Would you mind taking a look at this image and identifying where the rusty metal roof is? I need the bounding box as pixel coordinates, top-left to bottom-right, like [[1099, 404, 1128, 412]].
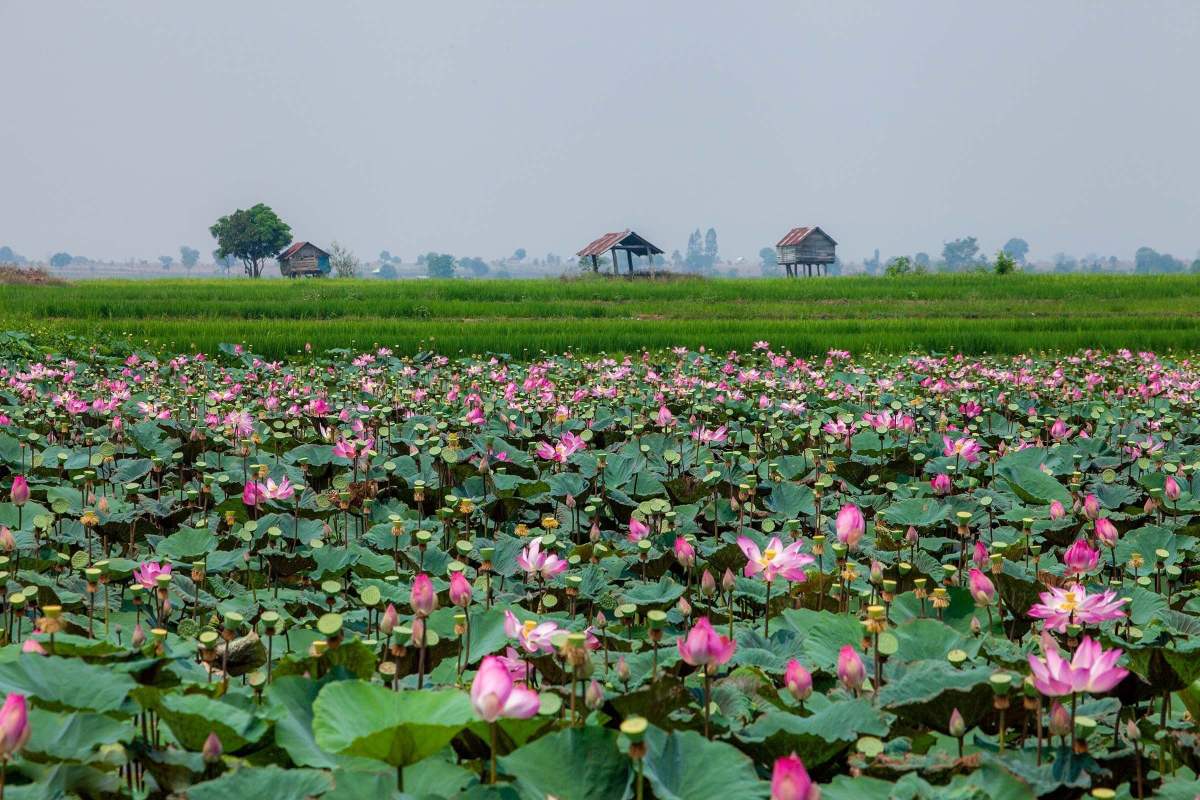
[[577, 231, 632, 258], [776, 226, 837, 247], [278, 241, 329, 260], [577, 230, 664, 258]]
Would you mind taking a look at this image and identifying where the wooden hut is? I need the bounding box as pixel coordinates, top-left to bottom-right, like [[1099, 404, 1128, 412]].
[[776, 226, 837, 277], [278, 241, 331, 277], [576, 230, 664, 275]]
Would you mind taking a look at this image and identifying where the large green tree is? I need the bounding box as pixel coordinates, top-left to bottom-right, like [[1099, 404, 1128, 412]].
[[209, 203, 292, 278]]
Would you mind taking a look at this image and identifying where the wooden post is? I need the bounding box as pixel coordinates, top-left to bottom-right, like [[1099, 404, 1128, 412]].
[[591, 254, 599, 272]]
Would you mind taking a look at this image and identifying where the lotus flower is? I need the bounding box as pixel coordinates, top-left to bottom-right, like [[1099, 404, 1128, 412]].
[[517, 537, 567, 581], [1164, 475, 1181, 502], [1082, 493, 1101, 520], [133, 561, 171, 590], [257, 477, 294, 501], [1094, 517, 1118, 548], [628, 516, 650, 542], [410, 573, 437, 617], [968, 568, 995, 607], [1062, 539, 1099, 576], [449, 571, 473, 608], [770, 753, 819, 800], [942, 435, 981, 464], [504, 610, 560, 654], [242, 479, 263, 507], [835, 504, 865, 551], [1028, 635, 1128, 697], [677, 617, 735, 668], [1049, 500, 1066, 520], [0, 693, 30, 760], [674, 536, 696, 569], [8, 476, 28, 507], [737, 535, 814, 583], [784, 660, 812, 702], [202, 731, 223, 763], [837, 645, 866, 691], [470, 655, 540, 723], [1027, 584, 1127, 631], [931, 473, 951, 496]]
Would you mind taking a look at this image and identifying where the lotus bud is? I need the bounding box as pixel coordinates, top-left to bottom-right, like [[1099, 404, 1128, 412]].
[[1164, 475, 1181, 502], [1125, 718, 1141, 742], [380, 603, 399, 636], [1048, 701, 1071, 738], [410, 573, 436, 617], [131, 623, 146, 648], [449, 571, 473, 608], [948, 707, 965, 738], [0, 527, 14, 553], [701, 569, 716, 598], [21, 639, 45, 656], [784, 659, 812, 702], [202, 731, 223, 763], [9, 476, 29, 507], [585, 679, 604, 710], [617, 655, 631, 683], [722, 568, 736, 593], [677, 596, 692, 618]]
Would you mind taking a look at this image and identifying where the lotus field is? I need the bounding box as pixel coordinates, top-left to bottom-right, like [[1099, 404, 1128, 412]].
[[3, 340, 1200, 799]]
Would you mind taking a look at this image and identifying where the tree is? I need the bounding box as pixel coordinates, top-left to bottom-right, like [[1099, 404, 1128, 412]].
[[375, 262, 398, 279], [379, 250, 393, 263], [179, 246, 200, 271], [425, 252, 456, 279], [942, 237, 980, 271], [994, 251, 1017, 275], [512, 248, 527, 261], [50, 252, 72, 268], [209, 203, 292, 278], [758, 247, 781, 277], [1192, 259, 1200, 274], [703, 228, 719, 264], [329, 241, 359, 278], [459, 256, 489, 277], [1001, 237, 1029, 264], [159, 255, 173, 271], [913, 252, 931, 269], [1135, 246, 1185, 274], [884, 256, 912, 276], [1054, 253, 1078, 273], [212, 249, 235, 274], [0, 246, 27, 266]]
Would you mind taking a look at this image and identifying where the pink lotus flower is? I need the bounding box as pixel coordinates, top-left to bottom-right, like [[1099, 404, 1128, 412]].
[[1094, 518, 1118, 549], [676, 617, 735, 668], [257, 477, 294, 502], [1049, 500, 1066, 520], [1049, 418, 1071, 441], [133, 561, 171, 589], [784, 660, 812, 702], [972, 540, 989, 570], [242, 480, 263, 507], [931, 473, 951, 496], [380, 603, 398, 636], [968, 568, 995, 607], [20, 639, 45, 656], [1164, 475, 1181, 502], [656, 405, 675, 427], [627, 516, 650, 542], [1028, 635, 1128, 697], [1027, 584, 1128, 632], [691, 425, 728, 445], [837, 645, 866, 691], [674, 536, 696, 569], [9, 476, 29, 507], [835, 504, 865, 551], [770, 753, 819, 800], [470, 655, 540, 723], [737, 535, 814, 583], [504, 610, 560, 654], [410, 573, 437, 617], [449, 571, 473, 608], [948, 708, 965, 738], [0, 693, 30, 760], [517, 537, 567, 581], [535, 432, 586, 463], [1082, 493, 1101, 520], [1063, 539, 1099, 576], [942, 435, 981, 464]]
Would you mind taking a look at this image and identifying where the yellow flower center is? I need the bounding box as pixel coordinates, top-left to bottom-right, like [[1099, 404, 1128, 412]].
[[1060, 591, 1079, 613], [763, 549, 777, 562], [523, 620, 537, 635]]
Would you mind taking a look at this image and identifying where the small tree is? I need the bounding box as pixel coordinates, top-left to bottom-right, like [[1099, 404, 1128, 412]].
[[1001, 237, 1029, 264], [942, 237, 980, 271], [425, 253, 456, 279], [159, 255, 174, 271], [512, 248, 527, 261], [329, 241, 359, 278], [993, 250, 1018, 275], [758, 246, 781, 277], [209, 203, 292, 278], [884, 255, 912, 276], [50, 252, 72, 268], [179, 246, 200, 271]]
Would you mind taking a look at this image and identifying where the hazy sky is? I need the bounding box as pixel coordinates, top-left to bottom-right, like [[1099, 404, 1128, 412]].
[[3, 2, 1199, 264]]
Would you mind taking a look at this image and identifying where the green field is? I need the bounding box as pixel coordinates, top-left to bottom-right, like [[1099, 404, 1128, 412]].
[[5, 273, 1200, 357]]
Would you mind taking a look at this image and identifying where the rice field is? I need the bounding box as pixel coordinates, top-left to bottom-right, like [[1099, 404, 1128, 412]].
[[4, 273, 1200, 358]]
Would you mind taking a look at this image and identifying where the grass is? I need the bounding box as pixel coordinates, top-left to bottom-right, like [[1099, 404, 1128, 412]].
[[4, 273, 1199, 357]]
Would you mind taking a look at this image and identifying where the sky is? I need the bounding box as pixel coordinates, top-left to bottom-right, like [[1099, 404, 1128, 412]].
[[2, 1, 1199, 265]]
